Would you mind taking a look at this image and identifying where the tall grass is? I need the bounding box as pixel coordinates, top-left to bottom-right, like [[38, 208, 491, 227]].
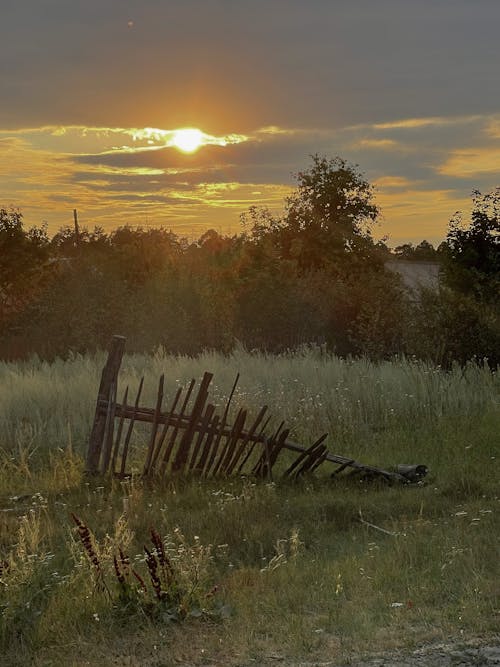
[[0, 345, 498, 462], [0, 348, 498, 665]]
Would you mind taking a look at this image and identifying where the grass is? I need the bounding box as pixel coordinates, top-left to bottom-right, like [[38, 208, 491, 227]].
[[0, 348, 499, 666]]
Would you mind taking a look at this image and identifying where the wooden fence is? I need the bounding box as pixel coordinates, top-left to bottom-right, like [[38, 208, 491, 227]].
[[85, 336, 427, 483]]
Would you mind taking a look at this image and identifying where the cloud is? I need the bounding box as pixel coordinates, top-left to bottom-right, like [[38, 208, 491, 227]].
[[437, 147, 500, 178], [352, 138, 402, 151], [1, 114, 498, 244], [371, 115, 483, 130]]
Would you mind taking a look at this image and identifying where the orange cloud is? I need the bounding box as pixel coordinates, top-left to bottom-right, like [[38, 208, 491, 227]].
[[437, 147, 500, 177]]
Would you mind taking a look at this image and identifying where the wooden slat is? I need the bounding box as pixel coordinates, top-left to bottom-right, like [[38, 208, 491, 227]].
[[195, 413, 220, 474], [283, 433, 329, 478], [330, 459, 355, 477], [218, 409, 248, 475], [253, 421, 284, 478], [100, 380, 117, 474], [86, 335, 126, 473], [143, 374, 165, 476], [150, 387, 182, 472], [236, 414, 272, 474], [172, 373, 213, 473], [159, 379, 196, 476], [294, 444, 327, 478], [225, 405, 268, 476], [202, 374, 239, 476], [120, 376, 144, 476], [111, 385, 129, 474], [188, 403, 216, 471]]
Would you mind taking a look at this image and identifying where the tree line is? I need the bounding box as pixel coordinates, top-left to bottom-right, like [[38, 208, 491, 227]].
[[1, 156, 498, 365]]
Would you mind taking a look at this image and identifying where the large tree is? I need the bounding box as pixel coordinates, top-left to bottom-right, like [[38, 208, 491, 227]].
[[243, 155, 380, 273]]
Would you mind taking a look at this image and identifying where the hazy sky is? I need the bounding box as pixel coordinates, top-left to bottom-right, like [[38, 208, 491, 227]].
[[1, 0, 499, 244]]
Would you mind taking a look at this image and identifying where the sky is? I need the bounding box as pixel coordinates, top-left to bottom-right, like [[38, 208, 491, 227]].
[[1, 0, 499, 246]]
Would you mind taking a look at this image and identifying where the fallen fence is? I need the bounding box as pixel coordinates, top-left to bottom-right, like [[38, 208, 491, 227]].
[[85, 336, 427, 484]]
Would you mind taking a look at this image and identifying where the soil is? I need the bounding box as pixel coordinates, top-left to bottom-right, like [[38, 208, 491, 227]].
[[300, 638, 500, 667]]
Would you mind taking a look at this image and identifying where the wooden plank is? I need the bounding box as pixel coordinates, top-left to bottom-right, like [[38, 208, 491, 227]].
[[236, 414, 272, 474], [188, 403, 216, 471], [294, 444, 327, 478], [283, 433, 329, 477], [150, 387, 182, 472], [111, 385, 129, 474], [86, 335, 126, 473], [225, 405, 268, 476], [159, 379, 195, 476], [195, 413, 220, 474], [100, 380, 117, 474], [172, 372, 213, 473], [202, 374, 239, 476], [330, 459, 355, 477], [143, 374, 164, 476], [218, 408, 248, 475], [253, 421, 284, 478], [120, 376, 144, 476]]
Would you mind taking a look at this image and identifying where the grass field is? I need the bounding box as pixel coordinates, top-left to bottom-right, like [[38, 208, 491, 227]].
[[0, 348, 498, 666]]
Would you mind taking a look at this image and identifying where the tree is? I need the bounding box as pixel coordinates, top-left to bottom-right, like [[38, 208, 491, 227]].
[[284, 155, 379, 271], [0, 209, 50, 325], [393, 240, 438, 262], [443, 188, 500, 303], [242, 155, 380, 273]]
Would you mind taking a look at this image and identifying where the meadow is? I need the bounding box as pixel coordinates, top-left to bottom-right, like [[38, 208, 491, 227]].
[[0, 347, 498, 666]]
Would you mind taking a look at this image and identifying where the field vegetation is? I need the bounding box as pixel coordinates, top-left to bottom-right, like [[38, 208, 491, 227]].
[[1, 157, 498, 664], [0, 348, 498, 666]]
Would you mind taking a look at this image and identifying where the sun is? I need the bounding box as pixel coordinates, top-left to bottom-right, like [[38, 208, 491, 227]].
[[171, 128, 204, 153]]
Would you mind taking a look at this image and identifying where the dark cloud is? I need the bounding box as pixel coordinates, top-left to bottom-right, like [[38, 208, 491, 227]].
[[1, 1, 499, 130]]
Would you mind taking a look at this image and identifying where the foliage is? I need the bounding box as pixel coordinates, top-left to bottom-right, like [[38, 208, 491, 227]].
[[393, 239, 440, 262], [0, 381, 498, 665], [0, 209, 50, 330], [71, 515, 219, 622], [405, 287, 500, 367], [0, 160, 498, 365], [441, 188, 500, 303], [242, 155, 380, 274]]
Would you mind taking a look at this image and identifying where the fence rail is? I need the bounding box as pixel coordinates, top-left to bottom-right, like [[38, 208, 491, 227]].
[[85, 336, 427, 484]]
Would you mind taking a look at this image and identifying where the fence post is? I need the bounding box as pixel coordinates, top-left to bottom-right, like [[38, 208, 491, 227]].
[[86, 335, 126, 473]]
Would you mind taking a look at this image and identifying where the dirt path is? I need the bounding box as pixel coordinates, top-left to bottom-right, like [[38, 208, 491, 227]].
[[297, 639, 500, 667]]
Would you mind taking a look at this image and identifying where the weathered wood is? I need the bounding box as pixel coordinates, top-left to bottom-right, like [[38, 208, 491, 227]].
[[100, 380, 117, 473], [172, 372, 213, 473], [86, 335, 126, 473], [226, 405, 268, 476], [202, 374, 239, 476], [237, 414, 272, 474], [150, 387, 182, 472], [217, 408, 247, 475], [85, 336, 125, 474], [189, 403, 216, 471], [159, 379, 195, 476], [143, 374, 165, 476], [294, 444, 327, 478], [195, 413, 220, 474], [283, 433, 328, 478], [111, 385, 129, 473], [120, 377, 144, 476], [87, 338, 425, 484], [253, 422, 285, 478]]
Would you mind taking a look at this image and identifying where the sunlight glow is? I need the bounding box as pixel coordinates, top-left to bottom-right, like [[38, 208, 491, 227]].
[[171, 128, 204, 153]]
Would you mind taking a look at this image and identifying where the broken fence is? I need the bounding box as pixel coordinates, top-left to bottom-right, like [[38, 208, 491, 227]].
[[85, 336, 427, 484]]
